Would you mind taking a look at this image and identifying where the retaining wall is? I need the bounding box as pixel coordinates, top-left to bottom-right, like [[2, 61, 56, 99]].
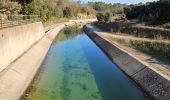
[[0, 22, 44, 72], [83, 25, 170, 100]]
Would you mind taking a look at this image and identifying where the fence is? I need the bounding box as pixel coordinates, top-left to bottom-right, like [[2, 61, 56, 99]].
[[0, 15, 40, 29]]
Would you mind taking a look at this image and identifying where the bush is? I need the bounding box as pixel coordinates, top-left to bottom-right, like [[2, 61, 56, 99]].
[[96, 12, 111, 23], [24, 0, 64, 22], [0, 0, 95, 22], [0, 2, 22, 14], [96, 12, 105, 23], [63, 7, 73, 18], [124, 0, 170, 24]]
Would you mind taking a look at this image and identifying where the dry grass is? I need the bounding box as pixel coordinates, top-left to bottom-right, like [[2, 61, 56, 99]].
[[98, 32, 170, 61], [43, 18, 69, 27]]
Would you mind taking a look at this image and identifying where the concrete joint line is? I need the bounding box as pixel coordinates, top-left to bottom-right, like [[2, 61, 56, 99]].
[[131, 67, 147, 77]]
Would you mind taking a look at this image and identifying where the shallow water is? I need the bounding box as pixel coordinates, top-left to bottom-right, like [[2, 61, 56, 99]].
[[26, 29, 147, 100]]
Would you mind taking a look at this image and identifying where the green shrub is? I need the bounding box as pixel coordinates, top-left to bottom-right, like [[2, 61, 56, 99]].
[[0, 2, 22, 14], [96, 12, 105, 23], [63, 7, 73, 18], [124, 0, 170, 24], [96, 12, 111, 23]]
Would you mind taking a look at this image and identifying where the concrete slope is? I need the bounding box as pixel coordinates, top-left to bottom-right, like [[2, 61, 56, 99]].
[[83, 25, 170, 100], [0, 22, 44, 73], [0, 20, 93, 100]]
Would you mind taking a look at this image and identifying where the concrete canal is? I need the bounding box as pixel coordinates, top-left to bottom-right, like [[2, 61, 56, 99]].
[[25, 26, 147, 100]]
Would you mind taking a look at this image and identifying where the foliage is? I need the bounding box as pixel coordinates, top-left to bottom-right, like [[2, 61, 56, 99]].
[[96, 12, 111, 23], [96, 13, 105, 23], [88, 2, 127, 15], [15, 0, 33, 4], [63, 7, 73, 18], [124, 0, 170, 24], [0, 1, 22, 14], [0, 0, 95, 22], [104, 12, 111, 23]]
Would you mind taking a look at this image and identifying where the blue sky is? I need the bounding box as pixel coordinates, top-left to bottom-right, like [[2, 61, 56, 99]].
[[75, 0, 158, 4]]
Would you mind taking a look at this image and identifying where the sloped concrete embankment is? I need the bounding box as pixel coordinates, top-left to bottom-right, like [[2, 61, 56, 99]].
[[83, 25, 170, 100], [0, 21, 87, 100], [0, 22, 44, 72]]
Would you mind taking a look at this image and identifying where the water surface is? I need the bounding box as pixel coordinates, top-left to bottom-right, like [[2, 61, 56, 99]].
[[26, 28, 147, 100]]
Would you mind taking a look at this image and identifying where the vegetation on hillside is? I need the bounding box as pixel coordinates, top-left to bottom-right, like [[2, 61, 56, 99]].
[[94, 0, 170, 36], [0, 0, 95, 22], [124, 0, 170, 25], [96, 12, 111, 23], [92, 0, 170, 63], [88, 2, 126, 15], [0, 1, 21, 14], [92, 0, 170, 26]]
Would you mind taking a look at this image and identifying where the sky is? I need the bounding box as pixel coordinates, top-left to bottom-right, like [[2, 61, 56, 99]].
[[75, 0, 158, 4]]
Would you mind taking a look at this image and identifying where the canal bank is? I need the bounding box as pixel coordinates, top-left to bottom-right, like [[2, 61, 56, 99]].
[[0, 20, 95, 100], [83, 25, 170, 100]]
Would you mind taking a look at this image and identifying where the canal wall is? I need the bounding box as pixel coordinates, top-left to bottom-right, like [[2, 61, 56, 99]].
[[83, 25, 170, 100], [0, 20, 94, 100], [0, 22, 44, 72]]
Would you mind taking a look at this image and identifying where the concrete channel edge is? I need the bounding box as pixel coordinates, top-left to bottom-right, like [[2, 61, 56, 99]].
[[0, 20, 94, 100], [83, 25, 170, 100]]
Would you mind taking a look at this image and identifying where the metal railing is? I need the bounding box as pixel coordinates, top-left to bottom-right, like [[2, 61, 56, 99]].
[[0, 15, 40, 29]]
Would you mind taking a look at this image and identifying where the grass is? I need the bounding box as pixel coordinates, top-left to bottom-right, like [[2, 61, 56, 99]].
[[129, 40, 170, 61], [105, 35, 170, 63], [43, 18, 69, 27], [94, 21, 170, 40]]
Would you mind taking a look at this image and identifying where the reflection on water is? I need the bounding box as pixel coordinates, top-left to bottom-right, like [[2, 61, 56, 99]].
[[26, 26, 147, 100], [53, 26, 83, 44]]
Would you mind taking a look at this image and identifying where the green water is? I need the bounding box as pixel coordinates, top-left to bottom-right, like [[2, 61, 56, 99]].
[[26, 28, 147, 100]]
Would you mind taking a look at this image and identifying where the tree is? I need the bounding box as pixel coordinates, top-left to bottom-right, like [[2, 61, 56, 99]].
[[124, 0, 170, 24], [96, 12, 105, 23], [63, 7, 73, 18], [96, 12, 111, 23], [104, 12, 111, 23], [0, 1, 22, 14], [88, 2, 127, 15], [14, 0, 33, 4]]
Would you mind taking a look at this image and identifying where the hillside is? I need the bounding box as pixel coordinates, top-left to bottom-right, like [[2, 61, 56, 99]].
[[0, 0, 95, 22]]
